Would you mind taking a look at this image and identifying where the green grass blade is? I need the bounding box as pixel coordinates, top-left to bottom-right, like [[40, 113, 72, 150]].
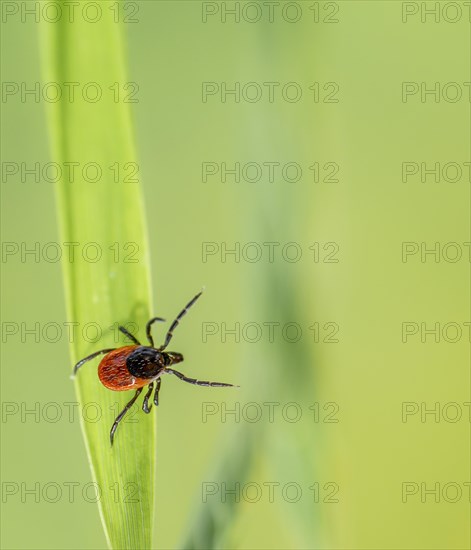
[[179, 256, 320, 549], [179, 429, 255, 550], [40, 12, 155, 550]]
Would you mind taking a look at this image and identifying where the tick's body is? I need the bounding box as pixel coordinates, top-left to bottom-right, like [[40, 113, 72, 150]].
[[98, 346, 147, 391], [73, 290, 237, 444]]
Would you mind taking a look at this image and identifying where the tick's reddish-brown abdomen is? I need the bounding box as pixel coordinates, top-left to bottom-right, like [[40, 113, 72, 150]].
[[98, 346, 151, 391]]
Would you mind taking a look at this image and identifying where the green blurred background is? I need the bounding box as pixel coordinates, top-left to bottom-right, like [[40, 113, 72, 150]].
[[1, 1, 469, 549]]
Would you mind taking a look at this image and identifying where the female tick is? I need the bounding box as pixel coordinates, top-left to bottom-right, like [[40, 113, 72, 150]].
[[73, 290, 237, 445]]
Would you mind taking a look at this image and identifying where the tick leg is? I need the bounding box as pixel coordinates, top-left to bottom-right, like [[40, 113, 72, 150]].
[[73, 348, 116, 376], [145, 317, 165, 347], [164, 368, 238, 388], [142, 382, 154, 414], [159, 290, 204, 351], [153, 378, 162, 406], [110, 388, 143, 446], [119, 326, 141, 345]]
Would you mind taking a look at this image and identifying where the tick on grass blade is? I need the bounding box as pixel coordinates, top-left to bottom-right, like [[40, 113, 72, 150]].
[[73, 290, 238, 445]]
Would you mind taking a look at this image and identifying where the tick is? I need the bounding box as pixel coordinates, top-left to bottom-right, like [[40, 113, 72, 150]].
[[73, 290, 237, 445]]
